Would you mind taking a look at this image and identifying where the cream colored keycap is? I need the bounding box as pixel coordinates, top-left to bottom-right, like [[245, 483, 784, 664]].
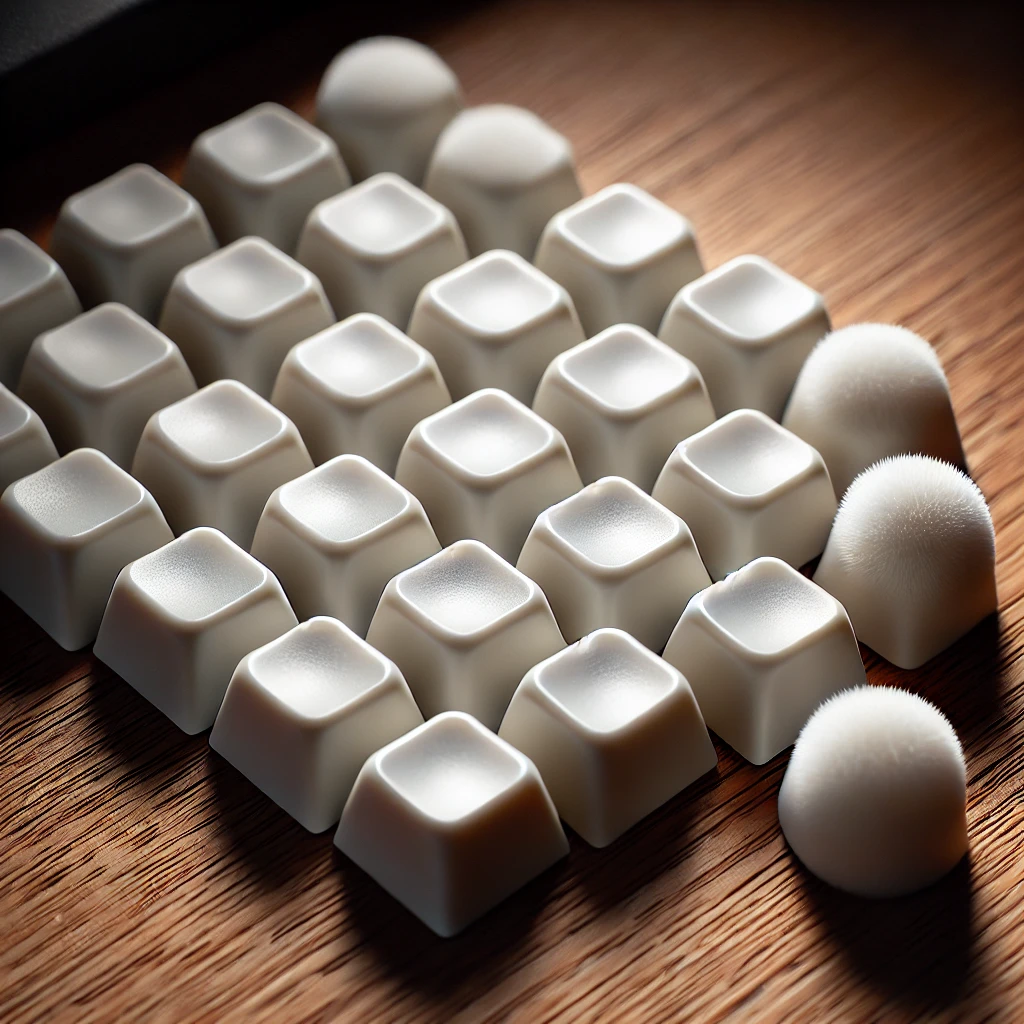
[[424, 105, 582, 259], [271, 313, 450, 473], [183, 102, 351, 255], [659, 254, 829, 420], [17, 303, 196, 469], [663, 557, 866, 765], [813, 455, 996, 669], [132, 380, 313, 549], [0, 448, 172, 650], [517, 476, 710, 651], [407, 250, 584, 403], [535, 183, 702, 335], [158, 237, 334, 398], [335, 711, 568, 937], [94, 527, 296, 734], [652, 409, 837, 581], [0, 229, 81, 388], [366, 540, 565, 730], [533, 324, 715, 491], [251, 455, 441, 637], [395, 389, 581, 563], [297, 172, 466, 328], [211, 616, 424, 832], [50, 164, 215, 322], [0, 384, 58, 493], [782, 323, 964, 497], [315, 37, 463, 185], [498, 628, 717, 847]]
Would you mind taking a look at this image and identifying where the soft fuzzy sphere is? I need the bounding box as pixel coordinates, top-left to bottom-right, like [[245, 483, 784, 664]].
[[778, 685, 968, 898], [813, 454, 996, 668], [782, 323, 963, 496]]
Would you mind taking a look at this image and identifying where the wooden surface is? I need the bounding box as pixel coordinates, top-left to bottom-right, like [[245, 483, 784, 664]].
[[2, 2, 1023, 1021]]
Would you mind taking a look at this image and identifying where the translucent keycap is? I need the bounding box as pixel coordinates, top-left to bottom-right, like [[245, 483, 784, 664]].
[[271, 313, 450, 474], [94, 527, 297, 733], [535, 183, 702, 335], [132, 380, 313, 549], [297, 172, 467, 328], [184, 102, 351, 254], [335, 711, 568, 936], [0, 383, 58, 493], [158, 236, 334, 398], [395, 388, 582, 563], [0, 448, 172, 649], [663, 556, 866, 764], [499, 628, 717, 847], [366, 540, 565, 730], [0, 229, 81, 388], [407, 249, 584, 403], [659, 254, 830, 420], [516, 476, 711, 651], [652, 409, 837, 581], [251, 455, 441, 636], [18, 303, 196, 469], [211, 616, 424, 831], [533, 324, 715, 490], [50, 164, 215, 322]]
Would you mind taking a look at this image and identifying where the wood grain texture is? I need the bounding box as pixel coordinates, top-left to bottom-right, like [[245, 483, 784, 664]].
[[2, 2, 1023, 1021]]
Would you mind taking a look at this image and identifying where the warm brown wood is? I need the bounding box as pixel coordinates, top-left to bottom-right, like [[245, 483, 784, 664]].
[[2, 2, 1023, 1021]]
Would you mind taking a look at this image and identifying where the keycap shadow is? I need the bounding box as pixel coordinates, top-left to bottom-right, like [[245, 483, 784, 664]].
[[332, 842, 567, 1004], [575, 759, 722, 912], [803, 853, 980, 1014]]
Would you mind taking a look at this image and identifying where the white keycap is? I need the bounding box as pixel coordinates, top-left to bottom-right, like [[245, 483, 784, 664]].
[[17, 303, 196, 469], [251, 455, 441, 637], [297, 172, 467, 328], [211, 616, 424, 832], [535, 183, 702, 335], [516, 476, 711, 651], [407, 250, 584, 403], [132, 380, 313, 549], [782, 323, 964, 497], [183, 102, 351, 255], [366, 540, 565, 730], [335, 711, 568, 937], [270, 313, 450, 473], [0, 448, 172, 650], [158, 237, 334, 399], [663, 556, 866, 765], [533, 324, 715, 491], [498, 628, 717, 847], [424, 105, 583, 259], [0, 384, 57, 493], [659, 255, 829, 420], [50, 164, 216, 322], [395, 389, 582, 563], [95, 527, 296, 733], [315, 37, 463, 184], [813, 455, 996, 669], [0, 229, 81, 388], [652, 409, 837, 581]]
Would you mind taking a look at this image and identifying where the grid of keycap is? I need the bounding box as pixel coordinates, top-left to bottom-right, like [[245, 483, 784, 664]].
[[0, 35, 994, 938]]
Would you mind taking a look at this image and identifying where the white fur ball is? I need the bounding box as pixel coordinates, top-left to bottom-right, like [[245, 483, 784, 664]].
[[782, 323, 963, 496], [813, 454, 996, 669], [778, 685, 967, 898]]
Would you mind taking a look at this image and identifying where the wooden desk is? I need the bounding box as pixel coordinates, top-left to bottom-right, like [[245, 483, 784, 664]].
[[2, 2, 1022, 1020]]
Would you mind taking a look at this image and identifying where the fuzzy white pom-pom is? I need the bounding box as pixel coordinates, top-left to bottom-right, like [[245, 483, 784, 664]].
[[778, 685, 967, 898], [814, 454, 996, 668], [782, 323, 963, 496]]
